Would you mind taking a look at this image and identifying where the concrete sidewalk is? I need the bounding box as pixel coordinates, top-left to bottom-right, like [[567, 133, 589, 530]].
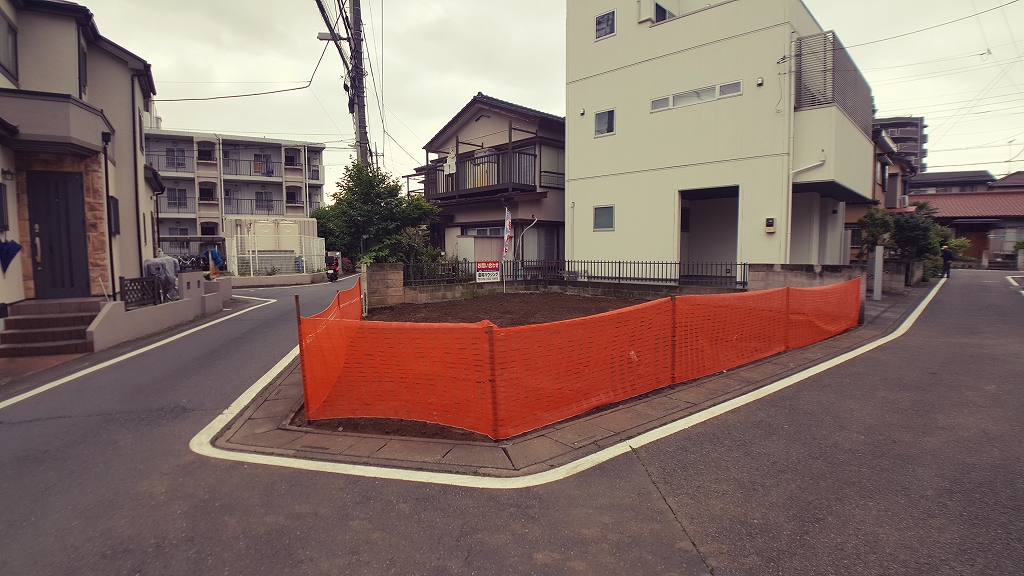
[[213, 283, 938, 477]]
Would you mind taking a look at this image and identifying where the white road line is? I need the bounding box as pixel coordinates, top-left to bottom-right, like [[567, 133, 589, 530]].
[[0, 296, 277, 412], [1007, 276, 1021, 287], [234, 274, 360, 292], [191, 279, 947, 489]]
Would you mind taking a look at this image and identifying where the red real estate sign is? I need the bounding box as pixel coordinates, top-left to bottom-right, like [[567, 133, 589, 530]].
[[476, 261, 500, 283]]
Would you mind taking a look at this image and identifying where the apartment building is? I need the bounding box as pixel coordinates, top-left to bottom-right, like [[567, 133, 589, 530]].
[[1, 0, 160, 311], [143, 124, 325, 266], [565, 0, 875, 266], [874, 117, 927, 173]]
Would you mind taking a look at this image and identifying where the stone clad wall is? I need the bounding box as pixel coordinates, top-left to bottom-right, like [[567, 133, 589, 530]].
[[15, 153, 110, 299]]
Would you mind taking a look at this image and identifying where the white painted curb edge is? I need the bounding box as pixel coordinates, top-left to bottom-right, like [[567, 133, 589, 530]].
[[190, 279, 947, 490]]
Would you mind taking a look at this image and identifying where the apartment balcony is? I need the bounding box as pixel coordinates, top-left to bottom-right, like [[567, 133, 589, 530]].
[[224, 198, 285, 216], [222, 159, 282, 179], [158, 196, 197, 215], [307, 165, 322, 181], [423, 149, 540, 201], [146, 154, 195, 174]]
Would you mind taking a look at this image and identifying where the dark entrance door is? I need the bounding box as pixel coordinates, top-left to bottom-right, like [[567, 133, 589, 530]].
[[27, 171, 91, 299]]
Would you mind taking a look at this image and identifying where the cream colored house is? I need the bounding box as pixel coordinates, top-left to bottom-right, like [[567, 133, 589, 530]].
[[417, 93, 565, 262], [565, 0, 874, 266], [1, 0, 159, 312]]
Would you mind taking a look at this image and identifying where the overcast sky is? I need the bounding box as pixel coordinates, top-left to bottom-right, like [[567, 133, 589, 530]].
[[79, 0, 1024, 194]]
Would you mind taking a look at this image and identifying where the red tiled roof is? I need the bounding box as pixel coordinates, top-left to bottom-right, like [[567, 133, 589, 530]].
[[918, 192, 1024, 219]]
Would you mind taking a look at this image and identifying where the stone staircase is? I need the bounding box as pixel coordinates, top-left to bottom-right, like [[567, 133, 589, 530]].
[[986, 260, 1019, 271], [0, 299, 104, 357]]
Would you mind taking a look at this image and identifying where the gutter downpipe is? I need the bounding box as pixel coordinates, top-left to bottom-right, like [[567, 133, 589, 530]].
[[131, 73, 144, 272], [784, 35, 797, 265], [569, 201, 575, 260]]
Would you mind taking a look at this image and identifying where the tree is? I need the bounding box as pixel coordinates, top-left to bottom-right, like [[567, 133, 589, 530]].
[[313, 161, 440, 263], [856, 207, 893, 262], [888, 212, 940, 260]]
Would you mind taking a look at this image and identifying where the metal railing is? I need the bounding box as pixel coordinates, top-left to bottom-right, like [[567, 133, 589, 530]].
[[120, 276, 160, 310], [403, 260, 748, 288], [307, 166, 322, 180], [159, 196, 196, 214], [795, 31, 873, 137], [424, 150, 537, 198], [540, 170, 565, 188], [146, 154, 195, 173], [224, 198, 284, 215], [222, 159, 282, 178]]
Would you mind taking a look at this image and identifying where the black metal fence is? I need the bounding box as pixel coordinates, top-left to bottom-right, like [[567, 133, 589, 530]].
[[403, 260, 748, 288], [120, 276, 160, 310]]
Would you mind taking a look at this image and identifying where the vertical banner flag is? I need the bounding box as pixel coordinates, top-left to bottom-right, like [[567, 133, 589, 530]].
[[503, 207, 512, 258]]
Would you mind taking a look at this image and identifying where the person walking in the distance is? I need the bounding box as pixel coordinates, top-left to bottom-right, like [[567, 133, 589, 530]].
[[941, 245, 954, 278]]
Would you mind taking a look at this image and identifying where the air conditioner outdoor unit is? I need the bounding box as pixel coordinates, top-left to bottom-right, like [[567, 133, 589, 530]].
[[899, 196, 909, 208]]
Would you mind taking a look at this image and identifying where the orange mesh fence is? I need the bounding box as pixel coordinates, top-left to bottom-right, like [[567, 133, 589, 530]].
[[675, 289, 789, 383], [298, 278, 861, 439], [491, 299, 674, 438], [787, 279, 861, 349]]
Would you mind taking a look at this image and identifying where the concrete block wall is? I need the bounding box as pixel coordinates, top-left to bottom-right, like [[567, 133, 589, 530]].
[[746, 264, 865, 291], [362, 264, 405, 307]]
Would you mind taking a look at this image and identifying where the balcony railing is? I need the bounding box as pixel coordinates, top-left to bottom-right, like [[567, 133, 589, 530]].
[[159, 196, 197, 214], [540, 170, 565, 188], [224, 198, 285, 215], [424, 149, 537, 199], [146, 154, 195, 173], [223, 159, 282, 178], [307, 165, 322, 180]]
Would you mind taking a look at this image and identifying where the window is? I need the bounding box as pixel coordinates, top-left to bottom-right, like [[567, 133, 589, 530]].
[[198, 186, 216, 202], [651, 97, 671, 112], [285, 153, 300, 167], [0, 13, 16, 82], [167, 226, 189, 237], [540, 146, 565, 188], [673, 86, 716, 107], [595, 11, 615, 39], [197, 149, 214, 162], [0, 183, 8, 232], [463, 227, 502, 237], [78, 40, 87, 97], [166, 187, 187, 209], [255, 190, 273, 212], [655, 3, 675, 22], [166, 148, 186, 169], [595, 109, 615, 136], [107, 196, 120, 236], [286, 187, 302, 204], [200, 222, 218, 236], [718, 81, 742, 98], [594, 206, 614, 231]]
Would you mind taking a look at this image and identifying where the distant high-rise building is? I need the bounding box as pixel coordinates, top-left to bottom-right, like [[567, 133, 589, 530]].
[[874, 117, 927, 173]]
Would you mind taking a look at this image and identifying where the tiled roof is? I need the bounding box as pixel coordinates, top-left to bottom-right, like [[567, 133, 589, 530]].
[[909, 170, 995, 186], [918, 192, 1024, 219], [990, 171, 1024, 188]]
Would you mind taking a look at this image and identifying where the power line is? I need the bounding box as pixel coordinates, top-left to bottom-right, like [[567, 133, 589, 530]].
[[153, 41, 331, 103], [845, 0, 1021, 49]]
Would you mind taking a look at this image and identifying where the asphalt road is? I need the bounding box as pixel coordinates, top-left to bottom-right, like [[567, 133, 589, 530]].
[[0, 271, 1021, 575]]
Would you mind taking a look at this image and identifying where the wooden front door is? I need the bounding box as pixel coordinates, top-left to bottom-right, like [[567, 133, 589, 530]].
[[27, 171, 91, 299]]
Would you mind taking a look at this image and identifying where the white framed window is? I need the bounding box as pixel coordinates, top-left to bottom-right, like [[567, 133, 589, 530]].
[[719, 81, 743, 98], [594, 205, 615, 231], [595, 109, 615, 136], [595, 10, 615, 40], [651, 81, 744, 114], [463, 227, 502, 237]]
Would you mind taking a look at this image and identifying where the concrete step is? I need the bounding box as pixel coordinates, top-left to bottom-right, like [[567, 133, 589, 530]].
[[0, 326, 89, 345], [8, 298, 105, 316], [3, 313, 97, 331], [0, 339, 93, 358], [986, 261, 1018, 271]]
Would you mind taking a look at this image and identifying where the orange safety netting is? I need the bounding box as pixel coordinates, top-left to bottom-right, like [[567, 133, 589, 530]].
[[298, 278, 861, 439]]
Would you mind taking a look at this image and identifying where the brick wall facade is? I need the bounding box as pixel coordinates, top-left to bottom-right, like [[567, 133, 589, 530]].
[[15, 153, 110, 299]]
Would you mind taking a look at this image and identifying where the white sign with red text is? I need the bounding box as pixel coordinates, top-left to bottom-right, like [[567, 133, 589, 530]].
[[476, 261, 500, 283]]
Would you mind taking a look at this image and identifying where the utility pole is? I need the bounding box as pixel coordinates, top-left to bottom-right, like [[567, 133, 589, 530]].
[[315, 0, 370, 164], [349, 0, 371, 165]]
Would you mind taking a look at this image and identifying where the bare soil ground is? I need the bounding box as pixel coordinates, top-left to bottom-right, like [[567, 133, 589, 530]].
[[295, 292, 648, 441], [364, 292, 646, 327]]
